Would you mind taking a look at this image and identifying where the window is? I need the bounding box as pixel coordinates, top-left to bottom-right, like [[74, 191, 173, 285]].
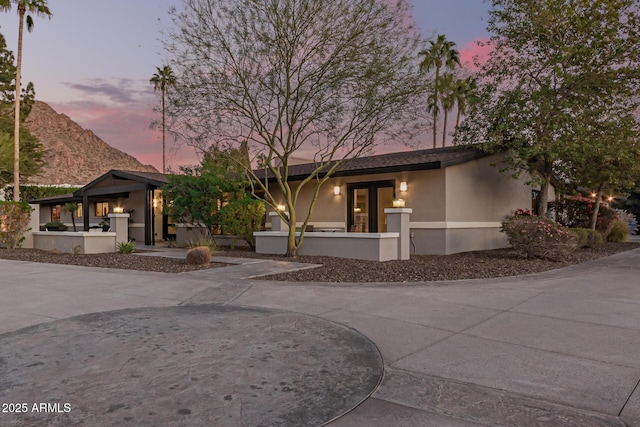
[[51, 205, 61, 222], [76, 203, 83, 218], [95, 202, 109, 217]]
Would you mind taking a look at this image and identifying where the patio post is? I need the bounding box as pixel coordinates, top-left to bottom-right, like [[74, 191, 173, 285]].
[[108, 213, 130, 245], [384, 208, 412, 260], [269, 212, 289, 232]]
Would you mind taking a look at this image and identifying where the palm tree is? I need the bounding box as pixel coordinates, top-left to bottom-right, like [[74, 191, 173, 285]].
[[419, 34, 460, 149], [0, 0, 52, 201], [438, 73, 456, 148], [453, 76, 477, 143], [150, 65, 176, 174]]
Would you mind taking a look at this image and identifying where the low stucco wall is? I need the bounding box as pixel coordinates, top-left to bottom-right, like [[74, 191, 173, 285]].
[[33, 231, 116, 254], [410, 224, 508, 255], [255, 231, 399, 261]]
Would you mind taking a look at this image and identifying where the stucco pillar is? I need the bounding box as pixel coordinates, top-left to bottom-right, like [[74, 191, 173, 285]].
[[22, 203, 40, 249], [269, 212, 289, 232], [108, 213, 130, 244], [384, 208, 412, 260]]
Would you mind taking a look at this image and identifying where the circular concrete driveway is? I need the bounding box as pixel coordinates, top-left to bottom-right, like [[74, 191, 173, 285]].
[[0, 305, 382, 427]]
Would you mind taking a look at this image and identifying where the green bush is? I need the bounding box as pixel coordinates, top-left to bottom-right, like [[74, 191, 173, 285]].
[[43, 221, 68, 231], [570, 227, 603, 248], [186, 246, 211, 265], [607, 220, 630, 242], [117, 240, 136, 253], [0, 201, 33, 249], [549, 196, 617, 238], [501, 215, 577, 261], [219, 197, 266, 250]]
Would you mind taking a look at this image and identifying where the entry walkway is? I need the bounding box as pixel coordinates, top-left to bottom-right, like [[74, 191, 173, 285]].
[[1, 248, 639, 426]]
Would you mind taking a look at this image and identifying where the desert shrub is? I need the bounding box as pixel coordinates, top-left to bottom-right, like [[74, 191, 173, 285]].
[[501, 215, 577, 261], [570, 228, 603, 248], [549, 196, 616, 237], [219, 197, 266, 250], [607, 220, 630, 242], [186, 246, 211, 265], [189, 234, 216, 251], [117, 240, 136, 253], [43, 221, 68, 231], [0, 201, 33, 249]]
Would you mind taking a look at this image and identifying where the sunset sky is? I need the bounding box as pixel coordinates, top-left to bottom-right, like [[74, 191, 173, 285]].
[[0, 0, 491, 172]]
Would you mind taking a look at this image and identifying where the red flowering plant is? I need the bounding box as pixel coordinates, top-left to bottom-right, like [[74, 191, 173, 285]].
[[513, 208, 534, 216], [501, 215, 577, 261]]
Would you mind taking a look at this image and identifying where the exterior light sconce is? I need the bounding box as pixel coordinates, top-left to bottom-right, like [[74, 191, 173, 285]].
[[400, 182, 407, 192], [277, 204, 287, 212], [113, 207, 124, 214], [590, 192, 597, 198], [392, 199, 406, 208], [607, 196, 614, 202], [153, 198, 158, 208], [333, 185, 341, 196]]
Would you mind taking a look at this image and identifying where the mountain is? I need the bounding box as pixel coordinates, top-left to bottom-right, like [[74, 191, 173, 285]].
[[23, 101, 159, 186]]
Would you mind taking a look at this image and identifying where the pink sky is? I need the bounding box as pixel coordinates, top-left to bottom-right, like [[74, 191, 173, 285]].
[[0, 0, 491, 172]]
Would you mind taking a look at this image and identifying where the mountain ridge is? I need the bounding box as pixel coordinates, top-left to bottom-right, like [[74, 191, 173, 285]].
[[24, 101, 159, 186]]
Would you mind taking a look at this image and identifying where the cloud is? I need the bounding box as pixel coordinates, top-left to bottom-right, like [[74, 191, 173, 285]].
[[459, 37, 493, 71], [61, 78, 154, 105]]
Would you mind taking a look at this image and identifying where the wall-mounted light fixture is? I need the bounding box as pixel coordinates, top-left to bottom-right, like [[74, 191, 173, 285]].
[[392, 199, 406, 208], [153, 199, 158, 208], [607, 196, 614, 202], [400, 182, 408, 192], [333, 185, 341, 196], [590, 192, 597, 198], [113, 207, 124, 214], [277, 204, 286, 212]]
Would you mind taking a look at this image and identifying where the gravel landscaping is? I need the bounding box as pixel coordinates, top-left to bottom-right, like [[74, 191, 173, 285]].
[[1, 242, 638, 282]]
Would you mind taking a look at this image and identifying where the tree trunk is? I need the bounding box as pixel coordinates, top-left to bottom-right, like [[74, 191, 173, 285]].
[[537, 174, 552, 217], [161, 83, 166, 174], [71, 212, 77, 232], [13, 9, 25, 201], [285, 209, 298, 257], [589, 184, 605, 230], [442, 109, 448, 148], [454, 109, 461, 143], [432, 66, 440, 149]]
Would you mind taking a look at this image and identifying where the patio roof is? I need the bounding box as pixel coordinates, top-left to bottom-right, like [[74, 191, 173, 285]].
[[29, 170, 168, 204]]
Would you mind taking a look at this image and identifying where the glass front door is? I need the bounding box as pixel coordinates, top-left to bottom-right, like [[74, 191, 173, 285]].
[[347, 180, 395, 232]]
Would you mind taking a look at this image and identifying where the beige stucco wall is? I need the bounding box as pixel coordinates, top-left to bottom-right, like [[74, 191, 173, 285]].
[[266, 168, 447, 227], [33, 231, 116, 254], [444, 155, 531, 222]]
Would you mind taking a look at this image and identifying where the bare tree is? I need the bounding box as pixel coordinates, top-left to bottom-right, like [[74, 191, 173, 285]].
[[164, 0, 429, 256]]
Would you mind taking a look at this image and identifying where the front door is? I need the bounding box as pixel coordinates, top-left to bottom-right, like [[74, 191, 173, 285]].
[[347, 180, 395, 232]]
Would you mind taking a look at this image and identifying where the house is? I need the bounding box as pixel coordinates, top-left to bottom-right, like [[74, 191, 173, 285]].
[[257, 146, 534, 256], [31, 170, 168, 246]]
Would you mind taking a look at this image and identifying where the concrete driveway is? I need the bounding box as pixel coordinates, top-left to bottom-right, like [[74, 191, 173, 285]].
[[1, 249, 639, 426]]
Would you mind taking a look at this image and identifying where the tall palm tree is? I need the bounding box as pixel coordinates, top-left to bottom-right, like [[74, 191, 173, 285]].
[[419, 34, 460, 149], [0, 0, 51, 201], [150, 65, 176, 174], [453, 76, 477, 143], [438, 73, 456, 148]]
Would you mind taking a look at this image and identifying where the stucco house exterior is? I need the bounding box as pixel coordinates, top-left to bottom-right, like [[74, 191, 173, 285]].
[[29, 146, 534, 257], [258, 146, 534, 255]]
